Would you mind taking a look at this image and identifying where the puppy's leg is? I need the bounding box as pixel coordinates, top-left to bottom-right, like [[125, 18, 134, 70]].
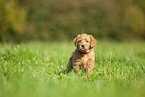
[[66, 51, 75, 73], [66, 57, 73, 73], [73, 62, 81, 74], [85, 60, 94, 75]]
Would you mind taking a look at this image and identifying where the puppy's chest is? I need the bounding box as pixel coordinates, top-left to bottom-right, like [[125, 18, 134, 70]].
[[79, 55, 91, 64]]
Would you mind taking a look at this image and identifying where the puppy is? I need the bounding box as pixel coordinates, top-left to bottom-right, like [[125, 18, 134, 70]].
[[66, 33, 97, 75]]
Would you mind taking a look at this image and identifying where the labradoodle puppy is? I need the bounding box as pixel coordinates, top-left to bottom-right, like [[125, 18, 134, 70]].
[[66, 33, 97, 75]]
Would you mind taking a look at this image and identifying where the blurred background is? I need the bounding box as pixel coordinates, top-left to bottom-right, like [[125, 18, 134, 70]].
[[0, 0, 145, 42]]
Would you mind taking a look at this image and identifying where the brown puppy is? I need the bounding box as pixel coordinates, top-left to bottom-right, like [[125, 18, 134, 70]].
[[66, 33, 97, 75]]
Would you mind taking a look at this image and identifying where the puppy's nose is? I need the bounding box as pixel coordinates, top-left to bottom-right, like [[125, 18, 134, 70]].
[[81, 45, 85, 48]]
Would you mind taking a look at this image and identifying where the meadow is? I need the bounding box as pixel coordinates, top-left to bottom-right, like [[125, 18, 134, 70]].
[[0, 41, 145, 97]]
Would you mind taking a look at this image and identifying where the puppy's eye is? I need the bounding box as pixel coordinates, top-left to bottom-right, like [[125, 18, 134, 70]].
[[78, 40, 81, 42], [86, 41, 89, 42]]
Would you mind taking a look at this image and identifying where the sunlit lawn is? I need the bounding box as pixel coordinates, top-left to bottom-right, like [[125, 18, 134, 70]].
[[0, 41, 145, 97]]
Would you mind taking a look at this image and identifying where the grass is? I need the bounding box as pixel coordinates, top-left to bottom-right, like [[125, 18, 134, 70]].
[[0, 41, 145, 97]]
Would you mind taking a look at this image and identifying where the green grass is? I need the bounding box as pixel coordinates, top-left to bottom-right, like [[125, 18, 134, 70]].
[[0, 41, 145, 97]]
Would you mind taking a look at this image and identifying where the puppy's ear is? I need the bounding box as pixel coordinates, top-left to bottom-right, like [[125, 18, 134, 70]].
[[90, 35, 97, 48], [73, 37, 77, 46], [73, 34, 80, 47]]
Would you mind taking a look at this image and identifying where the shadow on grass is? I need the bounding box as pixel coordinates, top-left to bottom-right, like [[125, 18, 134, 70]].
[[58, 69, 67, 75]]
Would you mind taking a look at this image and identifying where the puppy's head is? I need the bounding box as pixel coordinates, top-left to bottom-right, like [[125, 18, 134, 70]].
[[74, 33, 97, 53]]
